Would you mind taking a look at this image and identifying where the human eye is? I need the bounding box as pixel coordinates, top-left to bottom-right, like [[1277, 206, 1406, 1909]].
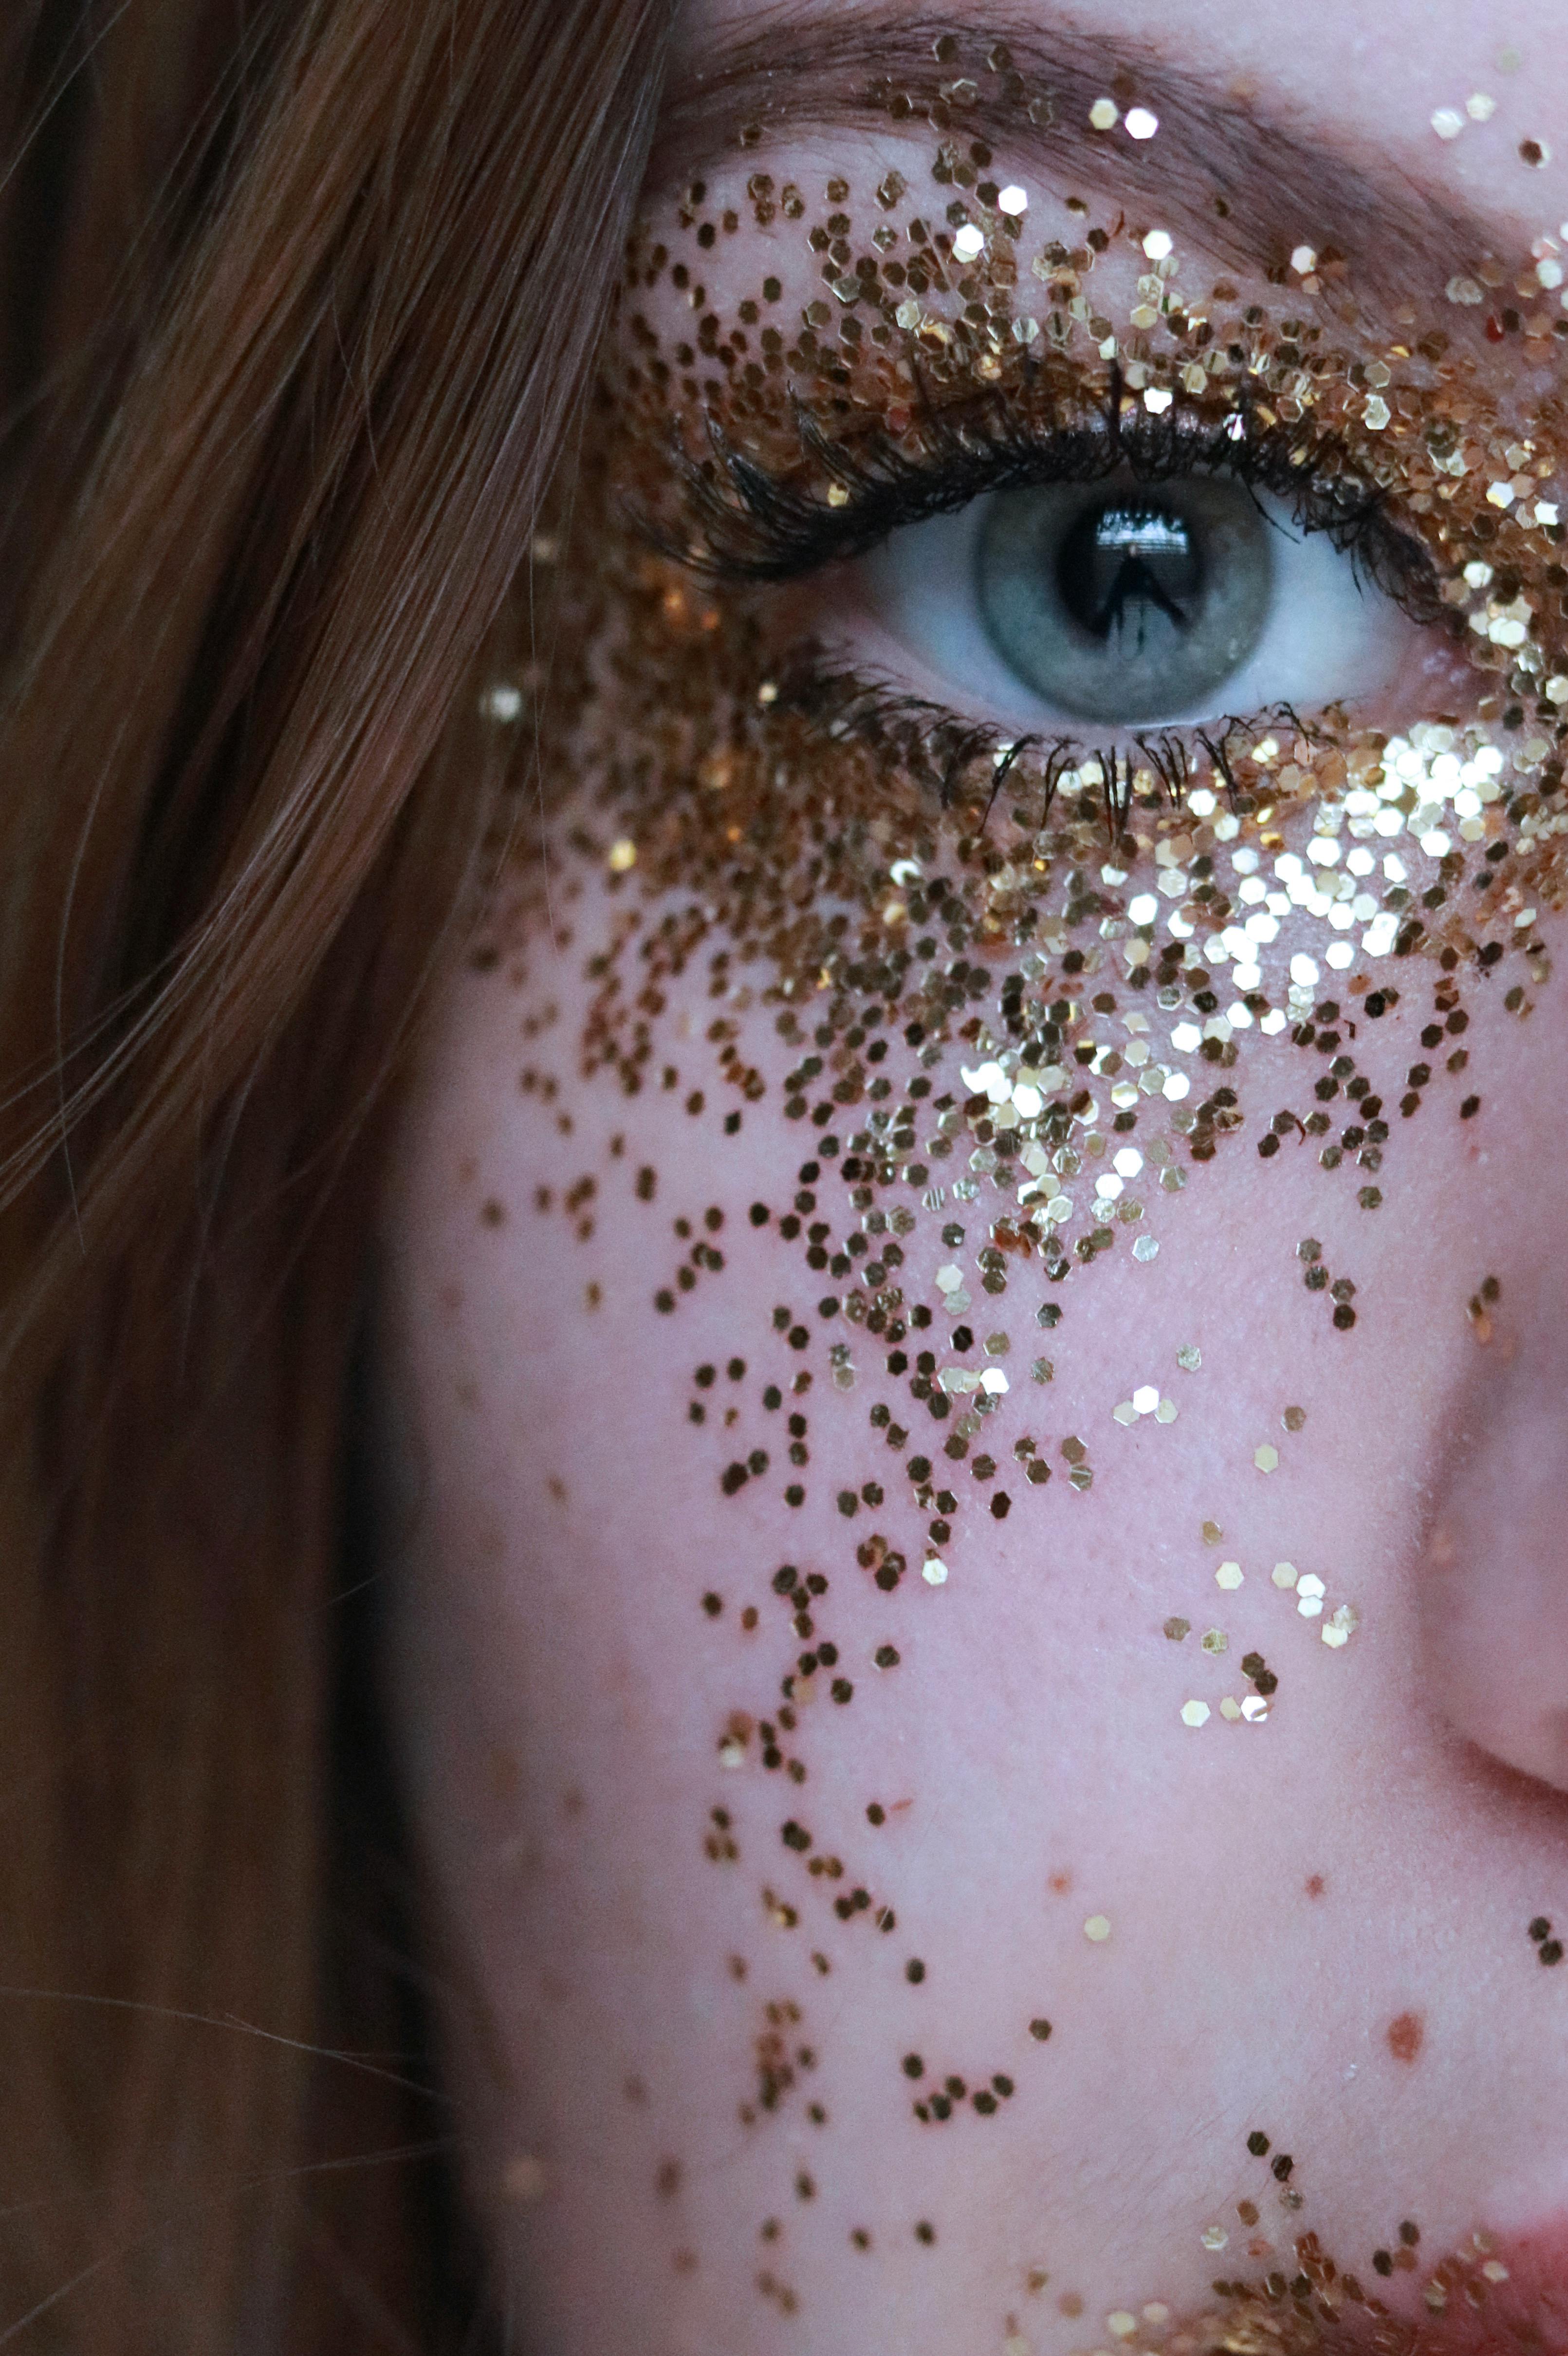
[[700, 393, 1446, 763], [855, 429, 1430, 731], [627, 192, 1488, 833]]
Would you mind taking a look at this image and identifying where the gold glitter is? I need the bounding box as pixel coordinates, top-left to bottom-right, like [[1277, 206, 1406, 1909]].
[[1253, 1443, 1280, 1473], [1272, 1561, 1299, 1590], [1322, 1602, 1360, 1647], [606, 836, 638, 873], [1163, 1617, 1190, 1640], [1282, 1405, 1307, 1431], [1177, 1344, 1202, 1372], [1180, 1700, 1210, 1727], [1088, 97, 1118, 130], [1083, 1914, 1112, 1942], [1216, 1561, 1244, 1591]]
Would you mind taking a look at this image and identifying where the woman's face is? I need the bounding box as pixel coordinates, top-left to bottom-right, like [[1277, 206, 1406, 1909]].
[[377, 3, 1568, 2347]]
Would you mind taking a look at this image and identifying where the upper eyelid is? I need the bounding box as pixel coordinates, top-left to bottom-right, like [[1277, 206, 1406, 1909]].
[[652, 6, 1530, 352]]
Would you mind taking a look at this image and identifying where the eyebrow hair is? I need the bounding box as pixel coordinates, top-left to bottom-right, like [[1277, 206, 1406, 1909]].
[[655, 4, 1519, 343]]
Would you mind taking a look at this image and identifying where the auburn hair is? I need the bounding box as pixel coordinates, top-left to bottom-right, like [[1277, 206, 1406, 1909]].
[[0, 0, 674, 2343]]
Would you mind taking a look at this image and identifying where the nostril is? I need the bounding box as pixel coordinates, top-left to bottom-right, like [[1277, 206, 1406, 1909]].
[[1421, 1349, 1568, 1798]]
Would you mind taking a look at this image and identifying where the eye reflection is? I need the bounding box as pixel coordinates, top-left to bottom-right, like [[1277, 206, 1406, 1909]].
[[978, 477, 1274, 723]]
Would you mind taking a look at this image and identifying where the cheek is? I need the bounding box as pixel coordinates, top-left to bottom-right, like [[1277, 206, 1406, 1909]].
[[378, 852, 1568, 2333]]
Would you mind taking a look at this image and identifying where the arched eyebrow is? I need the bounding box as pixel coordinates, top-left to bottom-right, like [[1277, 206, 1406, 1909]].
[[655, 4, 1521, 340]]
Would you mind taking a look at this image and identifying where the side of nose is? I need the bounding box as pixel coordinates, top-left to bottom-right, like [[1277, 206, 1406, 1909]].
[[1422, 1334, 1568, 1793]]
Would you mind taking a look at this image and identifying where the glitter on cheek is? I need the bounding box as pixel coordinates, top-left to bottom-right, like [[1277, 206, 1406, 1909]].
[[422, 37, 1568, 2339]]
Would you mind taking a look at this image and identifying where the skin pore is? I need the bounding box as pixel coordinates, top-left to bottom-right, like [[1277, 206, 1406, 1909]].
[[377, 3, 1568, 2349]]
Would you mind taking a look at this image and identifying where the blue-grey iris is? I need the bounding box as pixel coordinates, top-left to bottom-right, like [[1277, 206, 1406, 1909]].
[[975, 475, 1275, 724]]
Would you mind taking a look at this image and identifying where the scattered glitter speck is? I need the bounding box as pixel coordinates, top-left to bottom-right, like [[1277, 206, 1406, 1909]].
[[1181, 1699, 1211, 1727], [1177, 1344, 1201, 1372], [1272, 1562, 1299, 1590], [1163, 1617, 1190, 1641], [1125, 106, 1159, 138], [1088, 97, 1119, 130], [1083, 1914, 1112, 1942], [1201, 2225, 1229, 2252], [607, 837, 637, 873], [1322, 1603, 1360, 1647], [1254, 1444, 1279, 1473], [1216, 1561, 1244, 1591]]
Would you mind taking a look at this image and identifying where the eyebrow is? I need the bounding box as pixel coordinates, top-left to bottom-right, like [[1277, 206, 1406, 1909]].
[[655, 4, 1519, 342]]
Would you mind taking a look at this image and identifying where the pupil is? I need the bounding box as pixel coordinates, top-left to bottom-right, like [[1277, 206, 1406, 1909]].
[[1057, 501, 1201, 651]]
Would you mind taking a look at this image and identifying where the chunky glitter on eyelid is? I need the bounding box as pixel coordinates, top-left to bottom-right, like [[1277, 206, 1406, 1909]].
[[464, 24, 1568, 2342]]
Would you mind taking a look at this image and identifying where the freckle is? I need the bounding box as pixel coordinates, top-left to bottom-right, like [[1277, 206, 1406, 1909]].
[[547, 1475, 568, 1504], [1305, 1874, 1325, 1898], [502, 2154, 548, 2203], [1387, 2010, 1423, 2063], [480, 1197, 506, 1227], [1058, 2292, 1084, 2318], [656, 2158, 682, 2199], [1049, 1871, 1072, 1894], [623, 2075, 647, 2105]]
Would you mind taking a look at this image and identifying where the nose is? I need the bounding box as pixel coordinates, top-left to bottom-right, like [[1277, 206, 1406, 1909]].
[[1421, 1318, 1568, 1795]]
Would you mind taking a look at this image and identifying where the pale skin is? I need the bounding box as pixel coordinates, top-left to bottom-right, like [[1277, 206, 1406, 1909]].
[[377, 4, 1568, 2349]]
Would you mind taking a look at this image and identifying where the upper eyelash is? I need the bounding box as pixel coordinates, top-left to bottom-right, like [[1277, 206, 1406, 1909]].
[[659, 378, 1448, 628]]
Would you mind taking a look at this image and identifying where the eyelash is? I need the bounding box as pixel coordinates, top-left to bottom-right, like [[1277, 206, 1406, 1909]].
[[656, 380, 1455, 814]]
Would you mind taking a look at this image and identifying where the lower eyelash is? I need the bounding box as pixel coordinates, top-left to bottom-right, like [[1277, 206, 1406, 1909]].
[[780, 648, 1323, 825]]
